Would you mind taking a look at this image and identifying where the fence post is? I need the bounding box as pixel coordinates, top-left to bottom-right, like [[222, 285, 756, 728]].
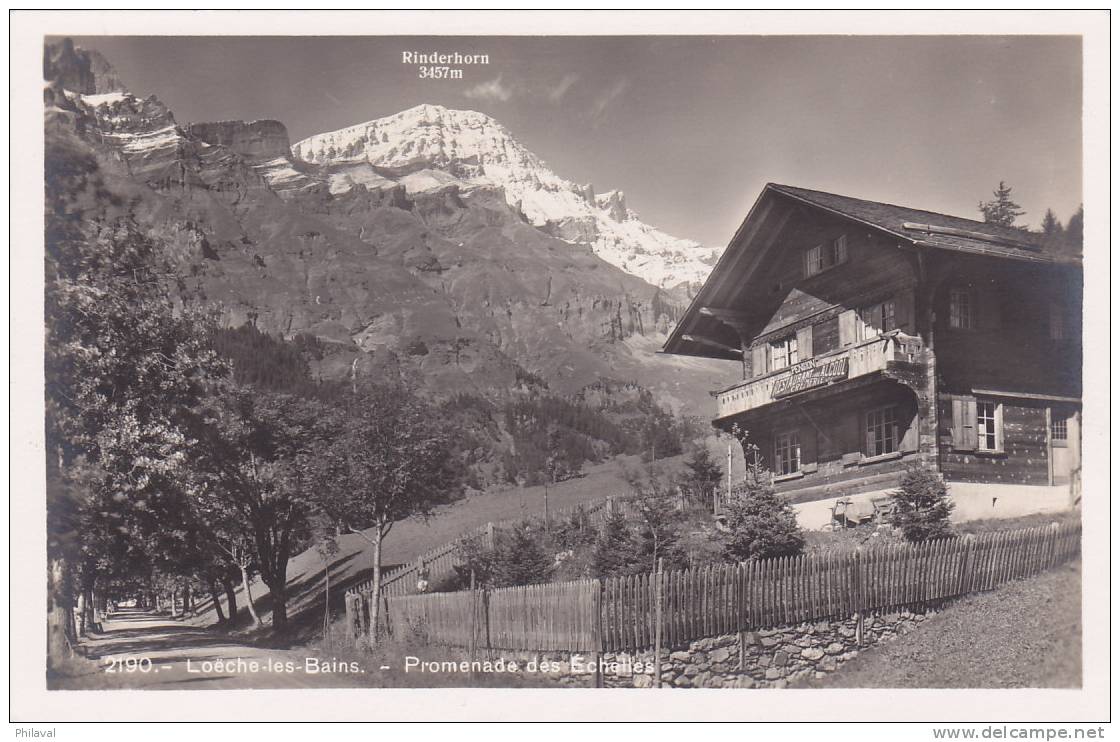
[[654, 558, 664, 688], [344, 593, 354, 640], [957, 534, 975, 596], [592, 580, 603, 689], [853, 552, 865, 647], [468, 570, 477, 679]]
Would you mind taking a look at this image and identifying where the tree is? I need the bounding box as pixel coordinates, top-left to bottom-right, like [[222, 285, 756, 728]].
[[721, 426, 804, 562], [194, 390, 320, 634], [45, 133, 229, 667], [1065, 205, 1084, 254], [490, 524, 554, 588], [1041, 208, 1063, 238], [721, 478, 805, 562], [633, 495, 686, 573], [305, 383, 465, 642], [978, 181, 1026, 227], [591, 509, 639, 578], [888, 468, 954, 542], [680, 447, 723, 503]]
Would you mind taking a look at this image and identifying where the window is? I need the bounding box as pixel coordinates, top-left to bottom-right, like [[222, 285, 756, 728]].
[[774, 431, 801, 476], [1049, 301, 1065, 340], [949, 288, 974, 329], [805, 245, 823, 277], [1050, 417, 1068, 441], [865, 406, 898, 457], [770, 336, 798, 370], [859, 299, 897, 340], [977, 401, 1000, 451], [812, 316, 840, 356], [803, 235, 848, 278]]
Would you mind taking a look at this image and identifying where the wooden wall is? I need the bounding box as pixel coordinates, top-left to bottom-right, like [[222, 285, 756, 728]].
[[931, 257, 1082, 398], [744, 382, 922, 504], [748, 212, 918, 348], [938, 396, 1051, 486]]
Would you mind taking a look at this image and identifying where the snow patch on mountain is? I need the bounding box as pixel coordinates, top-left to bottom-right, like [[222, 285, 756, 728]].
[[293, 104, 719, 288]]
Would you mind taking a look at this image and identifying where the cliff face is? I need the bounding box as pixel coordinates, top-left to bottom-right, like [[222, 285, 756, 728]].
[[43, 38, 126, 95], [43, 41, 739, 411], [186, 120, 293, 160]]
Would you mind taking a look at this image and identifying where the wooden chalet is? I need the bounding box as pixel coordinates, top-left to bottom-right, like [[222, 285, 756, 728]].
[[663, 184, 1082, 522]]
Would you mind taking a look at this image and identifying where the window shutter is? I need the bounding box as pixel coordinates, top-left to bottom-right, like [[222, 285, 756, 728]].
[[838, 309, 858, 347], [796, 325, 814, 360], [964, 398, 978, 449], [951, 395, 978, 450], [894, 292, 912, 333], [751, 344, 767, 378], [951, 397, 965, 449]]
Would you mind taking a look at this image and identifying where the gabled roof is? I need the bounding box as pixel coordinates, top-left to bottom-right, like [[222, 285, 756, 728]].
[[768, 184, 1077, 265], [661, 183, 1082, 359]]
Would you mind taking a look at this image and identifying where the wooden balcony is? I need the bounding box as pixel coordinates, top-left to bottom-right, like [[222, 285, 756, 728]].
[[714, 331, 923, 420]]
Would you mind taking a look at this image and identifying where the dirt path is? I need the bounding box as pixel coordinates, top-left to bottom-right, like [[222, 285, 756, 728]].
[[51, 608, 372, 690]]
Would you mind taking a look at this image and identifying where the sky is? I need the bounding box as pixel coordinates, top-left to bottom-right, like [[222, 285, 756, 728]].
[[68, 35, 1082, 248]]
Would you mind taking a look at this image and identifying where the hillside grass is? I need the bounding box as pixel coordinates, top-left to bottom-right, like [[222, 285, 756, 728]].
[[793, 559, 1082, 688]]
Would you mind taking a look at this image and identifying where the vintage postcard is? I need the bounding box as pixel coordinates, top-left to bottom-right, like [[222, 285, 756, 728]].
[[9, 9, 1111, 729]]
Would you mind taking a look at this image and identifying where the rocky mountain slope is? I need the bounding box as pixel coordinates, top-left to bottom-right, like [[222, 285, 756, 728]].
[[43, 40, 738, 415], [293, 104, 721, 290]]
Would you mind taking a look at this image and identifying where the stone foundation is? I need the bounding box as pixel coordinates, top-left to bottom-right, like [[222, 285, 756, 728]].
[[517, 609, 931, 688]]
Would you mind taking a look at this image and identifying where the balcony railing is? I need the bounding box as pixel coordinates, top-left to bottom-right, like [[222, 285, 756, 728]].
[[714, 331, 922, 419]]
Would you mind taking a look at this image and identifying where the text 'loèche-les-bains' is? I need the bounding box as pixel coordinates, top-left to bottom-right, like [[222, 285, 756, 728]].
[[662, 184, 1082, 528]]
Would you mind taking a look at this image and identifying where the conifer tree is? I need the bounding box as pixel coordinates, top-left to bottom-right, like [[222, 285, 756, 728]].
[[978, 181, 1026, 227]]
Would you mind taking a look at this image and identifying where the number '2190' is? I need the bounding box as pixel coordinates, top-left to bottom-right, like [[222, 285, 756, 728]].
[[105, 657, 154, 673]]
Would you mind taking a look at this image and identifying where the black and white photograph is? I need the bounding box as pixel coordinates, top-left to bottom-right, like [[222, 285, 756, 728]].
[[10, 9, 1110, 729]]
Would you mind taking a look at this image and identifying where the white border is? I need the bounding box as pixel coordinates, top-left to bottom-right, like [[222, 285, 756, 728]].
[[9, 9, 1111, 723]]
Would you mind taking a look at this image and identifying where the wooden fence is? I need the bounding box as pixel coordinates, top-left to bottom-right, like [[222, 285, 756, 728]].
[[350, 521, 1080, 654], [350, 497, 629, 598]]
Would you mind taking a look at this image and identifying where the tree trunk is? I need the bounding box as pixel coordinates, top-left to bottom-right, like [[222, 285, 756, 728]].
[[210, 581, 227, 624], [182, 584, 192, 615], [368, 528, 384, 644], [240, 566, 262, 627], [47, 556, 75, 672], [223, 578, 238, 625], [271, 583, 288, 633], [322, 557, 331, 639]]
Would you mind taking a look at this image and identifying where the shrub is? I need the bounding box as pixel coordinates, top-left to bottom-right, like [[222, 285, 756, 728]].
[[490, 523, 555, 588], [679, 447, 723, 503], [633, 495, 687, 573], [722, 478, 805, 562], [591, 510, 639, 578], [889, 468, 954, 542]]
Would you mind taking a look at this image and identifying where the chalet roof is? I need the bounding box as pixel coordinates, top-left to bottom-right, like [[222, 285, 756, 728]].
[[767, 184, 1077, 265], [661, 183, 1082, 360]]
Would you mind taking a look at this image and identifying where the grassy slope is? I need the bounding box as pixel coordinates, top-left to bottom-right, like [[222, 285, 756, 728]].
[[797, 560, 1082, 689], [188, 453, 679, 640]]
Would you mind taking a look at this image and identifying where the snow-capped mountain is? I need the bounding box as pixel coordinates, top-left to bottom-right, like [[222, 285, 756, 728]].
[[293, 104, 719, 289]]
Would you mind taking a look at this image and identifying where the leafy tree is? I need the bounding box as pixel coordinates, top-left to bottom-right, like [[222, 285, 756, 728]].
[[304, 383, 465, 641], [633, 495, 686, 573], [888, 468, 954, 542], [45, 134, 228, 666], [193, 390, 321, 633], [978, 181, 1026, 227]]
